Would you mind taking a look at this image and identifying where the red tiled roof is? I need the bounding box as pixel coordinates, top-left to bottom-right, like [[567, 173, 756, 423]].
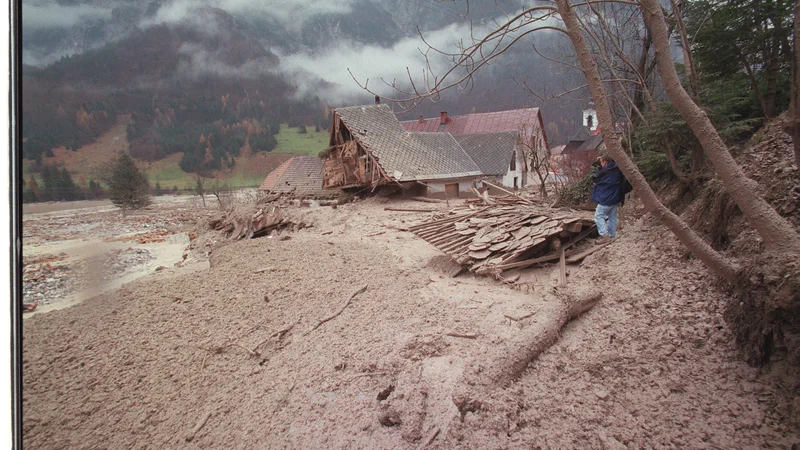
[[259, 157, 294, 191], [400, 108, 542, 135]]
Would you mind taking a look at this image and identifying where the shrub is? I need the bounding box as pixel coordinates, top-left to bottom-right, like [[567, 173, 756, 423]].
[[557, 167, 596, 207]]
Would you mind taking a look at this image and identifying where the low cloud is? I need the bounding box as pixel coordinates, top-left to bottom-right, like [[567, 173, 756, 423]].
[[23, 1, 112, 29], [144, 0, 356, 31], [279, 8, 561, 103], [21, 0, 562, 106], [175, 43, 280, 80]]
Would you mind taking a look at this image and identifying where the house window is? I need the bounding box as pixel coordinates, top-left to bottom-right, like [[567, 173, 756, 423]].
[[514, 177, 518, 189], [510, 154, 516, 171]]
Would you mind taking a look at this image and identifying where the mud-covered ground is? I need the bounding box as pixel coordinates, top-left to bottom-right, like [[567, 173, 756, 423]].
[[21, 194, 800, 449]]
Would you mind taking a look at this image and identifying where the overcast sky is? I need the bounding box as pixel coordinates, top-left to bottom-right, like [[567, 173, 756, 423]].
[[23, 2, 112, 29]]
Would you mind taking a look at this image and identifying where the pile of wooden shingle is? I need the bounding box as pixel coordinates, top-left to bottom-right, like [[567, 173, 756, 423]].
[[209, 206, 305, 240], [409, 205, 596, 276]]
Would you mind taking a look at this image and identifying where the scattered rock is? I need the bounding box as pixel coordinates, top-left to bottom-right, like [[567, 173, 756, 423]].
[[378, 410, 402, 427], [376, 385, 395, 401]]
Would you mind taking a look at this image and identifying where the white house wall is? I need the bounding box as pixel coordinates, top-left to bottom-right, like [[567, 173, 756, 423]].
[[501, 147, 527, 189], [425, 179, 478, 198], [523, 116, 549, 188]]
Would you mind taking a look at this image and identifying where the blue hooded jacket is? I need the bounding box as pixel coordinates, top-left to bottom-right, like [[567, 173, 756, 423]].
[[591, 161, 625, 206]]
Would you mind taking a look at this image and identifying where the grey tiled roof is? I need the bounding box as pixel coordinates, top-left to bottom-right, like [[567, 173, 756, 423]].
[[335, 104, 482, 181], [455, 132, 518, 176], [576, 134, 604, 153], [570, 127, 593, 141]]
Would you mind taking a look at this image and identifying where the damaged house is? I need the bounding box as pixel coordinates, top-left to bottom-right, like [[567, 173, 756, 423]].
[[401, 108, 549, 190], [455, 132, 525, 190], [322, 104, 483, 198]]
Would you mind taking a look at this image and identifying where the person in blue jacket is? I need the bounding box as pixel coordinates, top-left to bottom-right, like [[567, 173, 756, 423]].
[[591, 154, 627, 242]]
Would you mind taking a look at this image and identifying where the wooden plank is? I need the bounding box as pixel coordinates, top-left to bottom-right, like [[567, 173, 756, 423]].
[[565, 240, 612, 263], [561, 225, 597, 251], [429, 232, 464, 246], [439, 235, 475, 252], [493, 252, 561, 271], [408, 212, 478, 231], [384, 207, 438, 212], [481, 180, 519, 198]]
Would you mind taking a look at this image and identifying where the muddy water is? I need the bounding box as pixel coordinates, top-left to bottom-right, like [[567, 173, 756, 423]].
[[24, 232, 200, 317]]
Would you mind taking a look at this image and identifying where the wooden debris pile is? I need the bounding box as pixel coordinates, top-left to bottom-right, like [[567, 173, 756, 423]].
[[464, 180, 539, 207], [408, 205, 595, 276], [208, 206, 306, 240], [465, 192, 535, 207]]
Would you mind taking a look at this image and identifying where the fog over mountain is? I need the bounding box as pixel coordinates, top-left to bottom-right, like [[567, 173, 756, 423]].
[[22, 0, 589, 148]]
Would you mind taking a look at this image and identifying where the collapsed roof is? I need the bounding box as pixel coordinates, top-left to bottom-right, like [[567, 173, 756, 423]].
[[258, 156, 332, 197], [334, 104, 482, 182]]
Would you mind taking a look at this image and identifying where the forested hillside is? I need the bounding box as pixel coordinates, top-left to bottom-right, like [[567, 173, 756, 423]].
[[22, 0, 595, 182], [23, 7, 333, 179]]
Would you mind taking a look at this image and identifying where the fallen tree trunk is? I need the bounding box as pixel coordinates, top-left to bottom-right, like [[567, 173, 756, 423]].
[[452, 289, 601, 414], [410, 196, 446, 204]]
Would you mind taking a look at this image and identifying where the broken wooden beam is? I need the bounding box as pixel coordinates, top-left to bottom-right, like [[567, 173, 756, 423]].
[[384, 207, 438, 213], [410, 196, 446, 204], [565, 240, 612, 264], [480, 180, 532, 204]]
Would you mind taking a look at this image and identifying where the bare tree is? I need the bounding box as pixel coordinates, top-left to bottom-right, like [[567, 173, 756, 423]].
[[349, 4, 566, 110], [364, 0, 799, 257], [518, 123, 551, 197], [354, 0, 799, 372], [209, 179, 233, 210], [638, 0, 800, 256], [553, 0, 739, 283], [193, 174, 206, 209]]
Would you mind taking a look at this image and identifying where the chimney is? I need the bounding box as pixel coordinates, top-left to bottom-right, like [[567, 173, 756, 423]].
[[375, 95, 381, 105], [440, 111, 448, 125], [419, 115, 424, 123]]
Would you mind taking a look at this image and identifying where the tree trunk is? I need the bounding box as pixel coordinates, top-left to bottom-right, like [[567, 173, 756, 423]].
[[452, 289, 601, 413], [765, 41, 781, 119], [554, 0, 740, 284], [739, 51, 772, 118], [639, 0, 800, 256], [632, 29, 652, 123], [663, 136, 689, 183], [671, 0, 700, 102]]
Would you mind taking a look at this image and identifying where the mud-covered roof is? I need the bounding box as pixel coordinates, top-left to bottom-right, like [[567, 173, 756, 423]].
[[259, 156, 330, 196]]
